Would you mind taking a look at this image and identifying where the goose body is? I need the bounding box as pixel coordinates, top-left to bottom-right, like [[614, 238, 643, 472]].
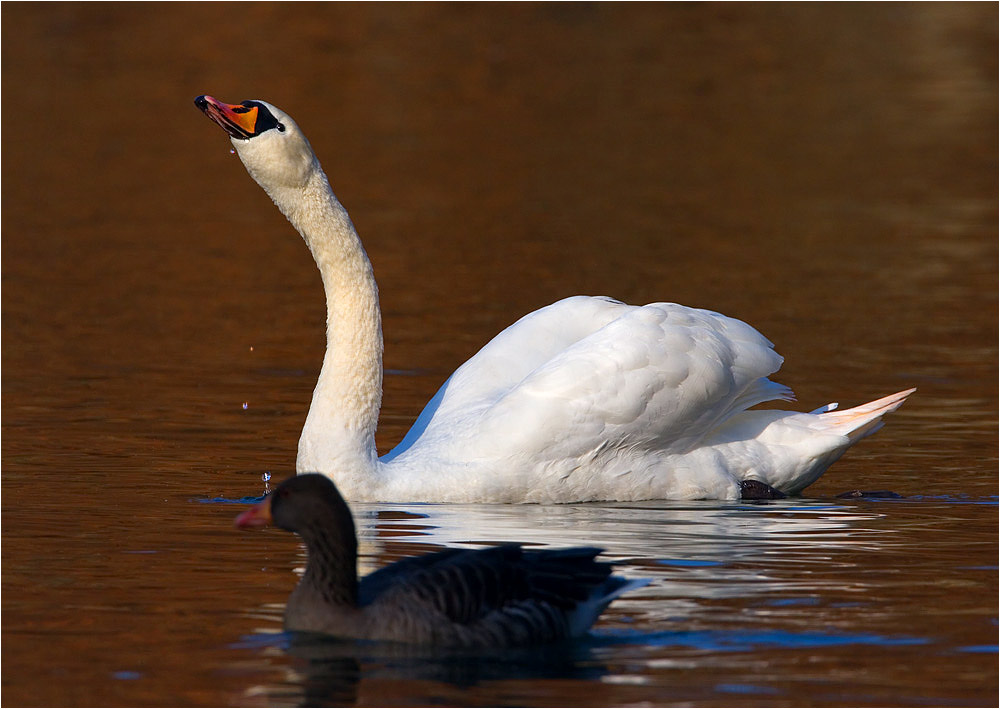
[[235, 474, 645, 646], [197, 95, 914, 503]]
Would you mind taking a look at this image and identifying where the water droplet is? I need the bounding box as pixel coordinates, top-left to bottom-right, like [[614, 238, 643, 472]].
[[262, 471, 272, 494], [249, 345, 254, 352], [262, 472, 271, 483], [229, 148, 236, 155], [242, 402, 248, 410]]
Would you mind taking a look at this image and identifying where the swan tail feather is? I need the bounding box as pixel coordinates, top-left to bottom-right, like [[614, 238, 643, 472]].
[[815, 388, 915, 443]]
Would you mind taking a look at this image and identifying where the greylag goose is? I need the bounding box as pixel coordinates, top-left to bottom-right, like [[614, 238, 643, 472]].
[[235, 474, 646, 647], [197, 94, 914, 503]]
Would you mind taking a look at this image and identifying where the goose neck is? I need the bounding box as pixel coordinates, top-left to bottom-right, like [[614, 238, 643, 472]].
[[297, 520, 359, 609]]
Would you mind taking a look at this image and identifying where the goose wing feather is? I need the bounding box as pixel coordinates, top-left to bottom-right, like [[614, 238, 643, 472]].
[[362, 544, 615, 644], [357, 548, 469, 606]]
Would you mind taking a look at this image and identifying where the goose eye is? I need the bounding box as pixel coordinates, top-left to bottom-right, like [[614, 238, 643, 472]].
[[277, 123, 286, 132]]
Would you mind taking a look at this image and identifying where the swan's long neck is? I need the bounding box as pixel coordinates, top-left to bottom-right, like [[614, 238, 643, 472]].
[[261, 170, 383, 488]]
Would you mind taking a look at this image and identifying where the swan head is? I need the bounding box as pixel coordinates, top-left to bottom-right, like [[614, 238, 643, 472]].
[[195, 95, 319, 190]]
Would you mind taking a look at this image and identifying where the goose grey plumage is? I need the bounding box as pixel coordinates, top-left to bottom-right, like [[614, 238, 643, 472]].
[[235, 474, 646, 647]]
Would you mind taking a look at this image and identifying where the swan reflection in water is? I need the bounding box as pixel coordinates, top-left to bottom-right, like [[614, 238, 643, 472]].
[[233, 497, 906, 704], [349, 496, 894, 571]]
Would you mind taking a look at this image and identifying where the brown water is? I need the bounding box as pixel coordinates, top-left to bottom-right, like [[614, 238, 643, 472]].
[[2, 3, 997, 706]]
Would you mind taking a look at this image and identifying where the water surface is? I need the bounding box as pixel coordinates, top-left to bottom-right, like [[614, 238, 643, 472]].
[[3, 3, 996, 706]]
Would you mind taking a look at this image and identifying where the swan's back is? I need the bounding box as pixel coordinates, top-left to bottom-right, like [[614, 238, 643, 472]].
[[385, 296, 628, 459], [384, 296, 794, 500]]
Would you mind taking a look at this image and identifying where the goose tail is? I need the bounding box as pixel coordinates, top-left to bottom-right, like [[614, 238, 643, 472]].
[[569, 575, 650, 637]]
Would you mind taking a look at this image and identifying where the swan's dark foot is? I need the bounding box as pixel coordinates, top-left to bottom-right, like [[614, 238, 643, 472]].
[[835, 489, 904, 499], [740, 480, 787, 500]]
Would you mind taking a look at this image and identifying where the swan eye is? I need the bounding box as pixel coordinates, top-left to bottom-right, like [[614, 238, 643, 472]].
[[242, 101, 285, 136]]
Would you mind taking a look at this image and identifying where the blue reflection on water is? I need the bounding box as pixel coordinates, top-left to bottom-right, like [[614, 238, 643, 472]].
[[593, 627, 928, 652], [234, 626, 928, 656], [196, 496, 265, 504], [657, 559, 723, 567], [111, 671, 143, 681], [957, 645, 998, 653], [761, 597, 821, 607], [715, 682, 782, 695]]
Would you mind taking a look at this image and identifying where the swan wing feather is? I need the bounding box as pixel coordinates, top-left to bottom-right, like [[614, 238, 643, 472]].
[[485, 303, 790, 456], [384, 296, 629, 459], [395, 299, 790, 462]]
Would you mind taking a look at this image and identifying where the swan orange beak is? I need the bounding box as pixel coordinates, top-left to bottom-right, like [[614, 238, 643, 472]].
[[195, 95, 260, 140], [234, 496, 273, 528]]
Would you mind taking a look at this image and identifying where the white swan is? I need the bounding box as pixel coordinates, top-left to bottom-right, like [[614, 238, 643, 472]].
[[196, 95, 914, 503]]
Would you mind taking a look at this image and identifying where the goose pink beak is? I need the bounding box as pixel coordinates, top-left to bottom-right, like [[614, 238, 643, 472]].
[[234, 497, 273, 528]]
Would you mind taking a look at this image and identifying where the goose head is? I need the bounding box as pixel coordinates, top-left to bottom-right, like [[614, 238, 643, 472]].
[[235, 474, 356, 537], [195, 95, 319, 191]]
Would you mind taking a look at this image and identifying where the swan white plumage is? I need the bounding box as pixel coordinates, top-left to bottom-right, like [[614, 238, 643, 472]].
[[196, 95, 914, 503]]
